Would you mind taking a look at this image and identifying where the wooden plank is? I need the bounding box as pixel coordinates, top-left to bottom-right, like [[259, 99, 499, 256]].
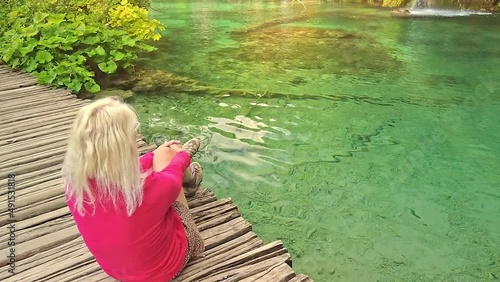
[[189, 232, 261, 265], [1, 110, 76, 136], [0, 165, 61, 194], [0, 195, 66, 225], [239, 261, 295, 282], [0, 237, 83, 280], [175, 241, 286, 281], [201, 253, 291, 282], [0, 123, 71, 146], [0, 102, 83, 126], [0, 85, 57, 102], [0, 130, 68, 156], [0, 91, 76, 114], [200, 217, 252, 250], [0, 90, 76, 109], [191, 198, 233, 216], [75, 269, 113, 281], [177, 233, 262, 280], [49, 262, 102, 282], [0, 207, 69, 238], [0, 153, 64, 178], [0, 136, 68, 162], [22, 252, 95, 281], [289, 274, 315, 282], [0, 146, 66, 170], [0, 80, 37, 92], [0, 177, 62, 210], [0, 225, 79, 267], [0, 215, 73, 251]]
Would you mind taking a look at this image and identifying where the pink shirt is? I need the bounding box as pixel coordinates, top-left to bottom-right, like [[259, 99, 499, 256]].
[[66, 151, 191, 281]]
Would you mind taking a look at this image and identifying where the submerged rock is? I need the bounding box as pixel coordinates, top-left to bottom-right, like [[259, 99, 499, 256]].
[[216, 26, 403, 77]]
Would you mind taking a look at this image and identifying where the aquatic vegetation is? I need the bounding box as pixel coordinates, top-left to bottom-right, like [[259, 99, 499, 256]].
[[0, 0, 164, 93], [224, 26, 403, 77]]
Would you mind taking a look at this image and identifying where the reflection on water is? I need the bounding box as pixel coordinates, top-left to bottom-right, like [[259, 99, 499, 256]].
[[131, 1, 500, 281]]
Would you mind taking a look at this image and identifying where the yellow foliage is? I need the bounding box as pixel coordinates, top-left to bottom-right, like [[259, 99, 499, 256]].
[[107, 0, 164, 40], [382, 0, 406, 7]]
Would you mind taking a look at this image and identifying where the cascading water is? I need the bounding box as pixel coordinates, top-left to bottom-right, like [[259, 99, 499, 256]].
[[407, 0, 492, 16]]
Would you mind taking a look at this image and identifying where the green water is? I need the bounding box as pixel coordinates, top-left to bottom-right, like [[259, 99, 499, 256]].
[[129, 1, 500, 281]]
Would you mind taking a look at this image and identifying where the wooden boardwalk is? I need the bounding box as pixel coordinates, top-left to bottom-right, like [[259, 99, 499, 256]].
[[0, 66, 312, 282]]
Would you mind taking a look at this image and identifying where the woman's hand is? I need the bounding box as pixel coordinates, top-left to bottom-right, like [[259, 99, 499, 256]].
[[162, 140, 181, 148], [160, 140, 185, 153]]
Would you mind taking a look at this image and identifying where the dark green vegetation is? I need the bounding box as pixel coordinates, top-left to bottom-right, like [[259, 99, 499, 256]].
[[0, 0, 163, 93]]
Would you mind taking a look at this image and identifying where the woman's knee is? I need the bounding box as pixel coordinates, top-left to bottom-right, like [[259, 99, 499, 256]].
[[152, 146, 177, 171]]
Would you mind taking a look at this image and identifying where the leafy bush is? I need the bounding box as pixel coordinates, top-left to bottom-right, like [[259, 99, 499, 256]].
[[0, 0, 164, 93]]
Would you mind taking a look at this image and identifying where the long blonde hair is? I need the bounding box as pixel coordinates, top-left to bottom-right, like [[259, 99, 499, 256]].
[[62, 97, 146, 216]]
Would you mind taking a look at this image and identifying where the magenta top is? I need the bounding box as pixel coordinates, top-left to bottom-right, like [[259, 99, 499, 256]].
[[66, 151, 191, 281]]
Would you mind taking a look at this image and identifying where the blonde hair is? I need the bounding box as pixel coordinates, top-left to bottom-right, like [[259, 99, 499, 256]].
[[62, 97, 146, 216]]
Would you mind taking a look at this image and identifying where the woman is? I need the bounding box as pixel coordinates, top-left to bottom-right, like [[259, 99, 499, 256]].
[[62, 97, 204, 281]]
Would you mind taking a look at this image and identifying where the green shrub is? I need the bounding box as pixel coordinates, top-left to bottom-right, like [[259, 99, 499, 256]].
[[0, 0, 164, 93]]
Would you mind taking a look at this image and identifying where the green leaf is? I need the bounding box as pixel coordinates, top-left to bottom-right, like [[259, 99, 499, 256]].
[[95, 45, 106, 56], [110, 50, 125, 61], [84, 81, 101, 93], [97, 61, 117, 74], [25, 59, 38, 72], [82, 36, 100, 45], [140, 44, 156, 52], [10, 58, 20, 68], [37, 71, 57, 84], [2, 48, 15, 62], [35, 50, 53, 63], [65, 80, 83, 93], [34, 12, 49, 24], [47, 14, 66, 25], [74, 23, 86, 35], [122, 35, 136, 47]]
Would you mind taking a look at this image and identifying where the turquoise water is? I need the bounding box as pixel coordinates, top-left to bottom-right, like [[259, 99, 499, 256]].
[[130, 1, 500, 281]]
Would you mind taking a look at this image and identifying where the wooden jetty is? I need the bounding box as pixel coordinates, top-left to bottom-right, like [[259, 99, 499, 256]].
[[0, 66, 312, 282]]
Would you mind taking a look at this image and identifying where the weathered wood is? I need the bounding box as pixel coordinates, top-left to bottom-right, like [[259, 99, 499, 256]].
[[0, 195, 66, 225], [0, 137, 68, 162], [0, 124, 71, 147], [177, 241, 286, 281], [0, 102, 83, 125], [0, 165, 62, 195], [0, 154, 64, 178], [0, 177, 62, 211], [0, 225, 79, 267], [0, 79, 37, 91], [0, 207, 69, 238], [289, 273, 315, 282], [177, 232, 262, 280], [76, 269, 113, 281], [0, 146, 67, 171], [240, 261, 295, 282], [191, 197, 233, 216], [202, 253, 291, 282], [0, 237, 83, 280], [0, 131, 69, 158], [0, 113, 75, 140], [201, 217, 253, 250], [0, 85, 58, 102], [0, 90, 77, 110], [1, 111, 76, 136], [0, 215, 73, 250]]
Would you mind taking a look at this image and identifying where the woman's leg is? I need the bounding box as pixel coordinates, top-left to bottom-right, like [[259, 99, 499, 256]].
[[152, 146, 193, 208]]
